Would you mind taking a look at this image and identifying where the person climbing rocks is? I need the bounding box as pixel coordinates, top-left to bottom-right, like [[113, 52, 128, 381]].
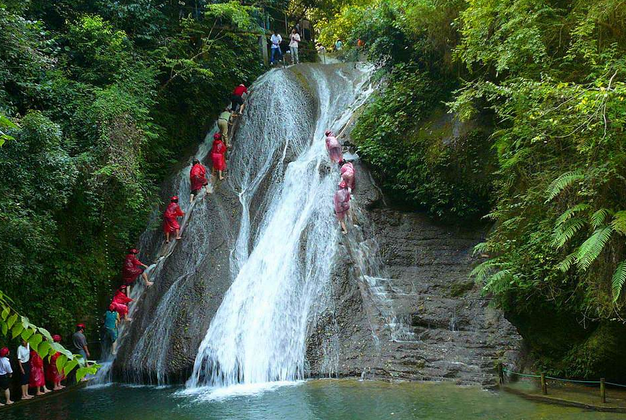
[[104, 304, 120, 355], [334, 181, 351, 234], [73, 323, 90, 361], [218, 107, 232, 145], [0, 347, 13, 406], [325, 130, 343, 163], [190, 158, 209, 203], [270, 30, 283, 65], [112, 285, 133, 322], [17, 339, 32, 400], [29, 345, 49, 396], [289, 28, 301, 65], [46, 335, 65, 391], [211, 132, 227, 181], [339, 159, 355, 192], [231, 84, 248, 116], [122, 248, 152, 294], [163, 196, 185, 243]]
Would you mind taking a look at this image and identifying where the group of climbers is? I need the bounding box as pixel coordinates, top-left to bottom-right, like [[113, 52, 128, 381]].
[[326, 130, 356, 234]]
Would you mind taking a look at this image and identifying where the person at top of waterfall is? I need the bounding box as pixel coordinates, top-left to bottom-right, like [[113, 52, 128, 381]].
[[190, 158, 209, 203], [334, 181, 351, 234], [29, 345, 49, 396], [122, 248, 152, 292], [112, 285, 133, 322], [73, 324, 90, 361], [104, 304, 120, 355], [218, 107, 232, 146], [211, 132, 227, 181], [270, 30, 283, 65], [163, 196, 185, 243], [339, 159, 355, 192], [0, 347, 14, 406], [335, 39, 343, 51], [231, 84, 248, 116], [45, 335, 65, 391], [325, 130, 343, 163], [17, 339, 32, 400], [289, 28, 301, 65]]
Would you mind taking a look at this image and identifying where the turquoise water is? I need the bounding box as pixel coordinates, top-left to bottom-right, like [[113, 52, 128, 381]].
[[3, 380, 624, 420]]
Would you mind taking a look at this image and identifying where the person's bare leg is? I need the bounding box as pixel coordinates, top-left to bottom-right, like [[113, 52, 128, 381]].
[[166, 232, 170, 243], [142, 272, 153, 287], [22, 385, 32, 399], [340, 220, 348, 234], [190, 193, 195, 204], [4, 388, 12, 404], [126, 284, 132, 297], [219, 170, 224, 180], [36, 386, 43, 396], [111, 341, 118, 355], [175, 228, 182, 240]]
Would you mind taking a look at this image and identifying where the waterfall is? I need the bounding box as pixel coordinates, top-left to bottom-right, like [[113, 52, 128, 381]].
[[187, 64, 374, 389]]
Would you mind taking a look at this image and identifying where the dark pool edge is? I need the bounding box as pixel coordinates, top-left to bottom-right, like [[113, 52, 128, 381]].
[[0, 380, 88, 413], [501, 385, 626, 413]]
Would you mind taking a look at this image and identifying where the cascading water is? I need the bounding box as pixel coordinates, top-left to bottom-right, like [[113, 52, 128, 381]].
[[187, 64, 374, 389]]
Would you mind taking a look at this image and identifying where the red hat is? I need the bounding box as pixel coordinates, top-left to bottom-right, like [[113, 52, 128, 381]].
[[325, 130, 332, 136], [213, 132, 222, 140], [109, 303, 116, 311], [129, 248, 139, 254], [171, 196, 179, 202], [77, 323, 86, 329], [0, 347, 9, 357], [52, 334, 62, 343], [339, 181, 347, 189]]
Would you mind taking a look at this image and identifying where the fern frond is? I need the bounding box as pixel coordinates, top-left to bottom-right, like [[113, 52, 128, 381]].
[[555, 203, 591, 227], [556, 253, 577, 272], [484, 270, 514, 293], [576, 226, 614, 271], [470, 260, 499, 283], [612, 261, 626, 302], [590, 208, 612, 229], [472, 242, 491, 256], [611, 211, 626, 235], [545, 171, 584, 203], [552, 217, 585, 248]]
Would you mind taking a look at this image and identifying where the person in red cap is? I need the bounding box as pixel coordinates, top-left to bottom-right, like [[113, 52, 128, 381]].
[[190, 158, 209, 203], [333, 181, 351, 234], [163, 196, 185, 243], [0, 347, 13, 405], [325, 130, 343, 163], [231, 83, 248, 116], [45, 335, 65, 391], [29, 345, 49, 395], [72, 323, 90, 362], [122, 248, 152, 295], [104, 303, 120, 355], [112, 285, 133, 322], [339, 159, 355, 192], [211, 132, 227, 181]]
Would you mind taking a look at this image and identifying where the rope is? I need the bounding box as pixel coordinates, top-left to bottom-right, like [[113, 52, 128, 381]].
[[502, 368, 541, 379], [503, 367, 626, 388], [606, 382, 626, 388], [545, 376, 600, 384]]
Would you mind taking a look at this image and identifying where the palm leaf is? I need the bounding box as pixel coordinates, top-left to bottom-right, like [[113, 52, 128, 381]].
[[612, 261, 626, 302], [545, 171, 584, 203], [576, 226, 613, 271]]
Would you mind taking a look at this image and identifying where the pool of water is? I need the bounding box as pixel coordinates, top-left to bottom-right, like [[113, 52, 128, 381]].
[[3, 379, 624, 420]]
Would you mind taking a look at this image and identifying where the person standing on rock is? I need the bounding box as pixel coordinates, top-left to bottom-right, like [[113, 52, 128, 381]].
[[270, 30, 283, 65], [46, 335, 65, 390], [112, 285, 133, 322], [218, 107, 232, 146], [289, 28, 301, 65], [73, 324, 90, 361], [325, 130, 343, 163], [334, 181, 351, 234], [211, 132, 227, 181], [339, 159, 355, 192], [17, 339, 32, 400], [231, 84, 248, 116], [163, 196, 185, 243], [29, 346, 49, 396], [104, 304, 120, 355], [0, 347, 14, 406], [122, 248, 152, 293], [190, 158, 209, 203]]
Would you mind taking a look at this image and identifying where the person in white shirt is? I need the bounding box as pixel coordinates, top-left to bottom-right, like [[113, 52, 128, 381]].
[[270, 30, 283, 64], [17, 340, 32, 400], [0, 347, 14, 405], [289, 29, 301, 65]]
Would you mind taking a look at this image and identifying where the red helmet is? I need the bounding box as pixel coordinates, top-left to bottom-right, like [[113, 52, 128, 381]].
[[325, 130, 332, 136], [0, 347, 9, 357], [76, 323, 86, 329], [213, 132, 222, 140], [109, 303, 116, 311], [129, 248, 139, 254], [339, 181, 347, 189], [52, 334, 62, 343], [171, 196, 179, 202]]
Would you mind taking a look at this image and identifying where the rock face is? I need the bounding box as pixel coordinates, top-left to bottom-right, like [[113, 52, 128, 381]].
[[114, 63, 522, 386], [304, 137, 522, 388]]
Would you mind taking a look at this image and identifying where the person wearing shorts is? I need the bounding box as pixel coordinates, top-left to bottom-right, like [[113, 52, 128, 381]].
[[17, 340, 32, 400], [104, 306, 120, 355], [0, 347, 13, 405]]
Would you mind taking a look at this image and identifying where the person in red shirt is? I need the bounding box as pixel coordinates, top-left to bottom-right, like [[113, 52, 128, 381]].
[[211, 133, 227, 181], [334, 181, 351, 234], [231, 84, 248, 115], [45, 335, 65, 391], [29, 348, 48, 396], [339, 159, 355, 192], [122, 248, 152, 295], [190, 158, 209, 203], [163, 196, 185, 243], [325, 130, 343, 163], [112, 285, 134, 322]]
